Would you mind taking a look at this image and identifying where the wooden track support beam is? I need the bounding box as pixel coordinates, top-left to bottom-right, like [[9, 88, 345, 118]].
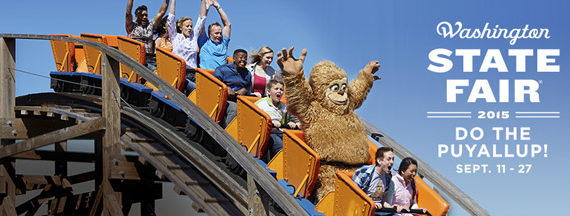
[[0, 37, 15, 120], [0, 38, 17, 215], [101, 53, 124, 216], [13, 150, 96, 162], [55, 141, 68, 176], [0, 161, 17, 216], [247, 174, 270, 216], [0, 117, 104, 159]]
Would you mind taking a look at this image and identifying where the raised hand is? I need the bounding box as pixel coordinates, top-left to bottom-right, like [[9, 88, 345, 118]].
[[205, 0, 214, 9], [363, 60, 381, 81], [211, 0, 220, 9], [277, 46, 307, 77]]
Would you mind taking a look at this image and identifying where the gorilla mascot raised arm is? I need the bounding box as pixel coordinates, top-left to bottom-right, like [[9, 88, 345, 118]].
[[277, 47, 381, 201]]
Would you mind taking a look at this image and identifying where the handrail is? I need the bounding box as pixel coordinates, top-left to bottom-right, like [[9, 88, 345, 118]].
[[0, 33, 308, 215], [359, 117, 489, 216]]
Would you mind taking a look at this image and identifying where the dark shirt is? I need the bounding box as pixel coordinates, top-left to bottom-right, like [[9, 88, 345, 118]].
[[213, 62, 252, 93]]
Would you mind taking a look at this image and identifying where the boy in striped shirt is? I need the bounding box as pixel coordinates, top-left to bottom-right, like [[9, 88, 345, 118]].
[[255, 78, 300, 159]]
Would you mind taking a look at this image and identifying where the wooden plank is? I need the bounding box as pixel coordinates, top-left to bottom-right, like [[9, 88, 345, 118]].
[[89, 186, 103, 216], [102, 179, 123, 216], [0, 118, 27, 139], [247, 174, 270, 216], [55, 141, 67, 176], [0, 38, 17, 215], [0, 163, 17, 216], [101, 53, 123, 216], [0, 37, 15, 120], [51, 107, 96, 122], [110, 157, 156, 180], [17, 173, 87, 191], [67, 171, 96, 184], [13, 150, 95, 162], [0, 117, 104, 159], [360, 118, 490, 216], [16, 186, 56, 215]]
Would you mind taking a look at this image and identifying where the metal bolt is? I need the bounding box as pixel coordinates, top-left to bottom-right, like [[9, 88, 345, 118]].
[[6, 120, 12, 127], [11, 130, 17, 136], [255, 189, 259, 195], [248, 208, 253, 215], [113, 159, 119, 166], [119, 171, 125, 178]]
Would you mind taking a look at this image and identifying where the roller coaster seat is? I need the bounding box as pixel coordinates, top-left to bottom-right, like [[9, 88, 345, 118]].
[[315, 171, 376, 216], [315, 160, 449, 216], [148, 47, 187, 92], [224, 96, 272, 159], [267, 130, 320, 199], [415, 175, 450, 216], [188, 68, 228, 123], [50, 34, 76, 72], [68, 35, 88, 72], [117, 36, 146, 83], [80, 33, 112, 74], [364, 142, 449, 216]]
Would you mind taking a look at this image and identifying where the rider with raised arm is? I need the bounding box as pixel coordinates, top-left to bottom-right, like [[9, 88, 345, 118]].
[[198, 0, 231, 70], [168, 0, 212, 94], [126, 0, 170, 70]]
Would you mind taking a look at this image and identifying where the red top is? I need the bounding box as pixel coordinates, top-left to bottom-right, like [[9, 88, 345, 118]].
[[253, 73, 266, 95]]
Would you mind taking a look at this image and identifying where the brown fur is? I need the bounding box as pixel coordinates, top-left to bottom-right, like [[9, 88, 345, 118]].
[[283, 61, 375, 202]]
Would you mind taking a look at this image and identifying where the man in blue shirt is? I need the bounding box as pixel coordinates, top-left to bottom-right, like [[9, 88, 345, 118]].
[[198, 0, 231, 70], [214, 49, 250, 127]]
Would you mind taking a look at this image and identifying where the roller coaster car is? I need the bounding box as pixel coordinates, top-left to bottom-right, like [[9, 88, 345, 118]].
[[147, 47, 186, 92], [222, 96, 273, 175], [225, 96, 272, 159], [50, 34, 82, 93], [117, 35, 145, 83], [188, 68, 228, 124], [267, 130, 319, 199], [50, 34, 76, 72], [49, 34, 98, 94], [80, 33, 118, 75], [145, 46, 190, 127], [315, 171, 449, 216], [315, 171, 375, 216]]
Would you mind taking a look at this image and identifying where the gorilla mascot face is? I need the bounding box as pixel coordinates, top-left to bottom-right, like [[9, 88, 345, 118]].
[[309, 61, 350, 115]]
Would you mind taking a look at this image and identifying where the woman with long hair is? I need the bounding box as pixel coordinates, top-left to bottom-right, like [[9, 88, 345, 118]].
[[247, 46, 279, 97]]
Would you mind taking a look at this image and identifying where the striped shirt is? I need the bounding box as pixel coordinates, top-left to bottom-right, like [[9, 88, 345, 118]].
[[255, 97, 286, 133]]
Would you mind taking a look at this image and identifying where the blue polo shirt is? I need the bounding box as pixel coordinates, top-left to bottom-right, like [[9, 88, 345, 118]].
[[198, 33, 230, 70], [213, 62, 252, 93]]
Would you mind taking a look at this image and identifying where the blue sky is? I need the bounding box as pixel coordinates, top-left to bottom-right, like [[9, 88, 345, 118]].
[[2, 0, 569, 215]]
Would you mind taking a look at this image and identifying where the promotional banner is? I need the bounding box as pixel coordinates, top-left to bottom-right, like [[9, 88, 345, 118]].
[[2, 0, 568, 215]]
